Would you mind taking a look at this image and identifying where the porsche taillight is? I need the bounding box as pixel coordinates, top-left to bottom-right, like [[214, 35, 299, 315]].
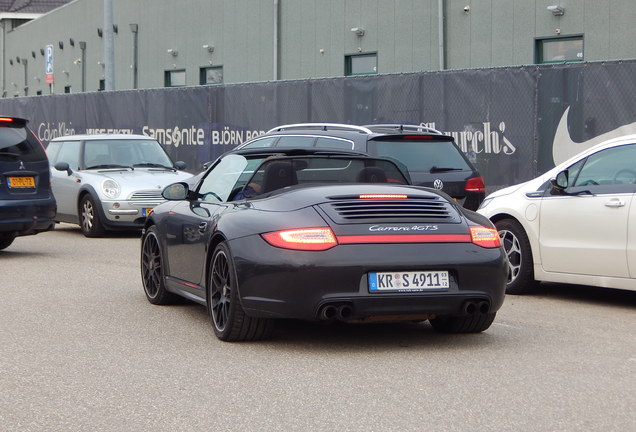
[[465, 176, 486, 193], [469, 226, 500, 248], [261, 227, 338, 251]]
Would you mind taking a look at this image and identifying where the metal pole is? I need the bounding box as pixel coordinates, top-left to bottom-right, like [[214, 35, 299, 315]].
[[103, 0, 115, 90]]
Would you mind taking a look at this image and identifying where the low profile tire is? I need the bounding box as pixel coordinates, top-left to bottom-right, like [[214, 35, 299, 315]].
[[80, 195, 106, 238], [207, 242, 273, 342], [141, 226, 178, 305], [429, 312, 496, 334], [0, 234, 16, 250], [495, 218, 538, 295]]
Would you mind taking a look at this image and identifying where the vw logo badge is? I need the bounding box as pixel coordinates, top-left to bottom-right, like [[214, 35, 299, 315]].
[[433, 179, 444, 190]]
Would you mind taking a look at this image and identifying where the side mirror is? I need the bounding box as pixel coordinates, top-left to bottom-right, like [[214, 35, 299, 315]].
[[174, 161, 187, 170], [162, 182, 189, 200], [549, 170, 568, 194], [54, 161, 72, 176]]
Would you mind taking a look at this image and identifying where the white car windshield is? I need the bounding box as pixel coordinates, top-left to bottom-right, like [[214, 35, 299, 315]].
[[83, 139, 174, 169]]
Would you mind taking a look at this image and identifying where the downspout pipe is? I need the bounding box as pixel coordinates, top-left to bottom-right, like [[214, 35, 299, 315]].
[[438, 0, 446, 70], [103, 0, 115, 90], [273, 0, 280, 80]]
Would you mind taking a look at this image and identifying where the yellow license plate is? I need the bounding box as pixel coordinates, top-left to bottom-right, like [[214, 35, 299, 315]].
[[8, 176, 35, 188]]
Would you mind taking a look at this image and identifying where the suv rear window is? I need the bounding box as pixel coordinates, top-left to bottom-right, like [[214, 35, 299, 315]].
[[368, 139, 472, 173], [0, 123, 46, 162]]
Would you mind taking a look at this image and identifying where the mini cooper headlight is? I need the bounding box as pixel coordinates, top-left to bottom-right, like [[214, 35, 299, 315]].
[[102, 179, 121, 199]]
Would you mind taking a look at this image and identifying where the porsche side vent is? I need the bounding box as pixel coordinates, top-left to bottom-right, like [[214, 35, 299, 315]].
[[320, 198, 460, 223]]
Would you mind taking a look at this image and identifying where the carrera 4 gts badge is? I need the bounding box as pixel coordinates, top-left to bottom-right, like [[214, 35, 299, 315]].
[[433, 179, 444, 190], [369, 225, 439, 232]]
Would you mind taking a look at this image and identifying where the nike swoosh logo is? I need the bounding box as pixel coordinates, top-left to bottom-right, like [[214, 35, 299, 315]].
[[552, 106, 636, 165]]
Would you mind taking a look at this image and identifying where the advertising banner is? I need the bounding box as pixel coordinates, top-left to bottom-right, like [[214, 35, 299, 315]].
[[2, 60, 636, 192]]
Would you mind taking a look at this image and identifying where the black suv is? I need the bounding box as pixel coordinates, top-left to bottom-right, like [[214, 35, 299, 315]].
[[236, 123, 485, 210], [0, 116, 56, 250]]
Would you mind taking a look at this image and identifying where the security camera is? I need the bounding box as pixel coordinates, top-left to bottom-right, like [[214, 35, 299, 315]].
[[463, 5, 470, 13]]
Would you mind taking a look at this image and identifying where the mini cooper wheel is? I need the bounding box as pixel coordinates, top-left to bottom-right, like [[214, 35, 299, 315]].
[[207, 242, 273, 342], [429, 312, 496, 333], [495, 218, 538, 294], [80, 195, 105, 237], [141, 226, 177, 305]]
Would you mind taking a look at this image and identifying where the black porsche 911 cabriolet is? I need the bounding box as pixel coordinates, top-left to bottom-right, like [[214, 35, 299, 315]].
[[141, 148, 507, 341]]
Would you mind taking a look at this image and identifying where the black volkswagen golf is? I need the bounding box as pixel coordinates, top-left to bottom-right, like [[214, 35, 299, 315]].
[[0, 116, 56, 250], [141, 148, 506, 342]]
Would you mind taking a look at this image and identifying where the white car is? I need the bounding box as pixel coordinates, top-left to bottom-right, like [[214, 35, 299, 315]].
[[47, 134, 192, 237], [478, 135, 636, 293]]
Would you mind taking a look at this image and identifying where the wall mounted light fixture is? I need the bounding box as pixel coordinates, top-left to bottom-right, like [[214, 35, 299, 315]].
[[350, 27, 365, 36], [167, 49, 178, 56], [547, 5, 565, 16], [202, 44, 215, 53]]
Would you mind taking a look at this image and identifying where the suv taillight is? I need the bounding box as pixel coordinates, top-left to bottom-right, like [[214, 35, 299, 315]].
[[465, 176, 485, 193]]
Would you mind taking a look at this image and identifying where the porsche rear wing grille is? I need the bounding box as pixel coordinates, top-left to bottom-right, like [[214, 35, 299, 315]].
[[320, 198, 461, 223]]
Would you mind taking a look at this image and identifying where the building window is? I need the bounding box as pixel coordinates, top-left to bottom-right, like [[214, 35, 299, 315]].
[[536, 36, 583, 64], [200, 66, 223, 85], [165, 69, 186, 87], [64, 86, 72, 94], [36, 90, 42, 96], [345, 53, 378, 76], [98, 79, 105, 91]]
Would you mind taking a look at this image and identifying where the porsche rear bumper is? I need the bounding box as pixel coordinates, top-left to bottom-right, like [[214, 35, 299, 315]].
[[230, 236, 507, 320]]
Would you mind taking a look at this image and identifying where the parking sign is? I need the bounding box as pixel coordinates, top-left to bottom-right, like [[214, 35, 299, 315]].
[[45, 45, 54, 84]]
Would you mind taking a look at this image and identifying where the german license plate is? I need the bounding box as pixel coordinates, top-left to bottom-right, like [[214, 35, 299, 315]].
[[8, 176, 35, 188], [369, 271, 449, 292], [142, 208, 153, 217]]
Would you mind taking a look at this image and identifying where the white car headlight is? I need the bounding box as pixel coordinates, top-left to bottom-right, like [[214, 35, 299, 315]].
[[102, 179, 121, 199]]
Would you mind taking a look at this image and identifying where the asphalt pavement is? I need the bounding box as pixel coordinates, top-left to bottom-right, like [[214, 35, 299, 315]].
[[1, 223, 634, 431]]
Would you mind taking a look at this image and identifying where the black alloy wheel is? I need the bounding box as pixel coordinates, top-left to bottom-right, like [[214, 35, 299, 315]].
[[207, 242, 273, 342], [141, 226, 177, 305]]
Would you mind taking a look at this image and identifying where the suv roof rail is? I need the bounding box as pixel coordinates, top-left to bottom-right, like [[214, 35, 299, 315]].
[[267, 123, 373, 134], [364, 124, 443, 134]]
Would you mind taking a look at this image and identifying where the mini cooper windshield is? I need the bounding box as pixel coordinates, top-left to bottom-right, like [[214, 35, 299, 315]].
[[84, 139, 175, 170]]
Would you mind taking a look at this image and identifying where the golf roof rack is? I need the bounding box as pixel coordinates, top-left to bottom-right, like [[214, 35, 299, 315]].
[[364, 124, 443, 134], [267, 123, 373, 134]]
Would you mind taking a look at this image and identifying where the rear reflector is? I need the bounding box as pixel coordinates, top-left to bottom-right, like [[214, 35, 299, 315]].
[[465, 176, 486, 193], [359, 194, 407, 199], [469, 226, 501, 248], [262, 227, 338, 251]]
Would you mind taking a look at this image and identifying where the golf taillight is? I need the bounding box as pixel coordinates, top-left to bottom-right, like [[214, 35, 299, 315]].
[[465, 176, 486, 193], [262, 227, 338, 251], [469, 226, 500, 248]]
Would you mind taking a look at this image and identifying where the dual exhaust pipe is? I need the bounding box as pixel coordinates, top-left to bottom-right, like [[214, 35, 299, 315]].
[[319, 304, 353, 321], [463, 300, 490, 315]]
